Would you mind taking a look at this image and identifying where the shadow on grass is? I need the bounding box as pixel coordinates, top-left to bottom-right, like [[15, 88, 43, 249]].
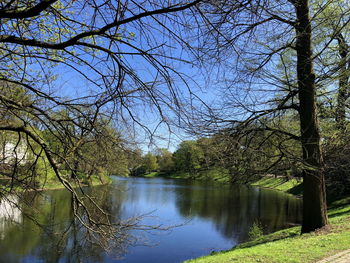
[[329, 210, 350, 218], [328, 195, 350, 206], [249, 177, 303, 200], [235, 228, 300, 249], [208, 227, 301, 256], [257, 177, 287, 186], [287, 182, 303, 196]]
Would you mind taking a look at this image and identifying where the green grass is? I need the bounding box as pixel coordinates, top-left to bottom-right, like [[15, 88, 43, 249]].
[[0, 170, 113, 192], [143, 172, 161, 178], [185, 197, 350, 263], [40, 166, 113, 188], [251, 176, 303, 196], [144, 170, 303, 195], [140, 172, 349, 263], [147, 168, 230, 182]]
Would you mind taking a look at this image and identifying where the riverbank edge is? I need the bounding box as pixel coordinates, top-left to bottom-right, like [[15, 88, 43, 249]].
[[178, 175, 350, 263], [139, 172, 350, 263], [37, 176, 113, 191], [0, 174, 113, 192], [184, 195, 350, 263], [250, 176, 303, 196], [142, 170, 303, 196]]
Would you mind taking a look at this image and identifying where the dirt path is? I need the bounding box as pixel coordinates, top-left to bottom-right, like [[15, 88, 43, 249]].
[[317, 249, 350, 263]]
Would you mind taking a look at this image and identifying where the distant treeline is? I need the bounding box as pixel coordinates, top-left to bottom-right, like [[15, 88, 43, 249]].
[[132, 118, 350, 197]]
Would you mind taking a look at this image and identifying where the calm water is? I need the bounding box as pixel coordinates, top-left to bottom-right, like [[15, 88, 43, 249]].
[[0, 176, 302, 263]]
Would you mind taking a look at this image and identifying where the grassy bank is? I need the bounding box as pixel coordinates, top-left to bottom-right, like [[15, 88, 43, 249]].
[[184, 176, 349, 263], [143, 168, 230, 182], [143, 170, 303, 195], [38, 174, 113, 191], [34, 165, 113, 190], [185, 196, 350, 263], [251, 176, 303, 196], [0, 172, 113, 192], [142, 172, 160, 178], [140, 172, 350, 262]]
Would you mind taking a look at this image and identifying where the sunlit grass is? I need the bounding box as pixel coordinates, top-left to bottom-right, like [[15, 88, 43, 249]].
[[157, 168, 230, 182], [185, 197, 350, 263], [251, 177, 303, 195], [143, 172, 160, 178]]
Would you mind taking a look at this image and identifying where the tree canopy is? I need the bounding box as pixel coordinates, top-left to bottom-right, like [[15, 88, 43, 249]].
[[0, 0, 201, 251]]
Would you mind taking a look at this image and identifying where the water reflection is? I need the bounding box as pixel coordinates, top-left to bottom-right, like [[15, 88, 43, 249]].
[[173, 181, 302, 242], [0, 186, 130, 263], [0, 195, 22, 241], [0, 177, 302, 263]]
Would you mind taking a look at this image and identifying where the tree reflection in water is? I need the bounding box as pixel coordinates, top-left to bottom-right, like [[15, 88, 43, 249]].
[[0, 185, 134, 262], [0, 177, 302, 263], [173, 181, 302, 242]]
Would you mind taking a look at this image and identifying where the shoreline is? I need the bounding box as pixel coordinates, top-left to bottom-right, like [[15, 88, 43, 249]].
[[0, 175, 113, 193], [140, 171, 303, 197]]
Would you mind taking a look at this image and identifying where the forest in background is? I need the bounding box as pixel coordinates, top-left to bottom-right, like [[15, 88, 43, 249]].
[[133, 115, 350, 199]]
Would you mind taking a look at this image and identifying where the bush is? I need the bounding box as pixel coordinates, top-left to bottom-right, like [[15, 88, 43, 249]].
[[248, 221, 264, 241], [324, 133, 350, 197]]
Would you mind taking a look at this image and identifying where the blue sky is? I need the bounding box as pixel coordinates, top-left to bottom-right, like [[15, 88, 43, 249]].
[[5, 0, 303, 153], [35, 1, 224, 153]]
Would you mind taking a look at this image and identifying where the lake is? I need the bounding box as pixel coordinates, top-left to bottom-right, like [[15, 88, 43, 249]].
[[0, 176, 302, 263]]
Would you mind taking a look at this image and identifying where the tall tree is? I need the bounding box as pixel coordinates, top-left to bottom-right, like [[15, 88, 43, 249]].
[[142, 152, 159, 173], [156, 148, 174, 173], [173, 140, 204, 173], [307, 0, 350, 130], [335, 33, 349, 130], [293, 0, 328, 232], [181, 0, 350, 232]]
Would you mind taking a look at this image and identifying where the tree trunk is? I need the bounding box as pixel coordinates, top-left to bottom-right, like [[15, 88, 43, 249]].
[[294, 0, 329, 233], [335, 33, 349, 131]]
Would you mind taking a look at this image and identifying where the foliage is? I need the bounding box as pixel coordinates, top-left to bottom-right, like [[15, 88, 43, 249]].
[[141, 153, 159, 174], [248, 221, 264, 241], [40, 114, 130, 181], [323, 131, 350, 197], [126, 149, 143, 176], [130, 152, 160, 176], [173, 141, 204, 173], [251, 177, 303, 196], [0, 0, 202, 251], [156, 148, 174, 173], [1, 0, 350, 253]]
